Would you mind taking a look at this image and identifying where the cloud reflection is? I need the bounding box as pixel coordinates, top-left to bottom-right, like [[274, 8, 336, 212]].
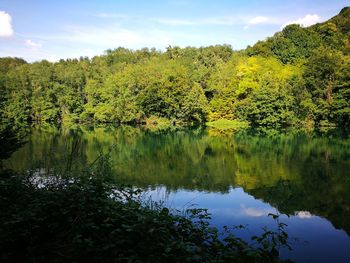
[[240, 204, 276, 217]]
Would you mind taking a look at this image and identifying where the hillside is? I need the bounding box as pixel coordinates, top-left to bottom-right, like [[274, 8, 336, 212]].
[[0, 7, 349, 129], [246, 6, 350, 62]]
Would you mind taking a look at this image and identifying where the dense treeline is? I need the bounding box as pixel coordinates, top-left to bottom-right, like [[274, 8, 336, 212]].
[[1, 7, 350, 128]]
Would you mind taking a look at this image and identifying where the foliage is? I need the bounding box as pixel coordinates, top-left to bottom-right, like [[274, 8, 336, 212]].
[[0, 124, 27, 168], [0, 170, 292, 263], [1, 7, 350, 128], [5, 125, 350, 236], [206, 119, 249, 130], [242, 85, 297, 127], [144, 115, 175, 131]]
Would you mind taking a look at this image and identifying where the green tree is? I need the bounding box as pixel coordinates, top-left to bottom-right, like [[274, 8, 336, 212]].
[[303, 47, 343, 124]]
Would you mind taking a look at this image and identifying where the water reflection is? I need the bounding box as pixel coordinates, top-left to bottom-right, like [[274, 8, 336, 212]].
[[145, 185, 350, 263], [3, 125, 350, 262], [143, 185, 350, 263], [0, 124, 27, 167]]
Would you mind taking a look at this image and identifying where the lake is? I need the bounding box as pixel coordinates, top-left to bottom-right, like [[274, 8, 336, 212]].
[[3, 125, 350, 263]]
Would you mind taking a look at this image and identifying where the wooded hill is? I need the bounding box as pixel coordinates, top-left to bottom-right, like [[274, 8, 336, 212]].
[[1, 7, 349, 128]]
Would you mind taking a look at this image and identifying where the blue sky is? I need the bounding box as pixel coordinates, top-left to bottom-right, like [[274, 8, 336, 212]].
[[0, 0, 348, 62]]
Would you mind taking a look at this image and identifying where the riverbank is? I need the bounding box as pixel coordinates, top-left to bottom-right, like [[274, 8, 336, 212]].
[[0, 169, 291, 263]]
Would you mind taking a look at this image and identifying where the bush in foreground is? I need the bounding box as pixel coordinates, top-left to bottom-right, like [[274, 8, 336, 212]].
[[0, 171, 292, 263]]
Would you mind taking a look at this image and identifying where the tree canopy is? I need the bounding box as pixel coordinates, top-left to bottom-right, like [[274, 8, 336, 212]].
[[1, 7, 350, 128]]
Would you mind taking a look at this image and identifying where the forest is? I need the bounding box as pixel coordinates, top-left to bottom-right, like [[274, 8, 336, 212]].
[[1, 6, 350, 263], [1, 7, 349, 129]]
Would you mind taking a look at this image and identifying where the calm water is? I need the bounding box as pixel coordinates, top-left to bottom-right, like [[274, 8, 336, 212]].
[[3, 125, 350, 262]]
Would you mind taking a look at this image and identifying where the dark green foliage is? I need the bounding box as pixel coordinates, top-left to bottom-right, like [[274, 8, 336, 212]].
[[242, 86, 296, 127], [0, 57, 27, 75], [247, 7, 349, 63], [331, 7, 350, 34], [0, 125, 26, 164], [331, 55, 350, 126], [302, 48, 346, 124], [332, 82, 350, 126], [269, 25, 321, 63], [0, 171, 291, 263]]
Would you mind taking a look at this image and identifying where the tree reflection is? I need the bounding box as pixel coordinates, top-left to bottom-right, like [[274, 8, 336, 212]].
[[4, 125, 350, 234]]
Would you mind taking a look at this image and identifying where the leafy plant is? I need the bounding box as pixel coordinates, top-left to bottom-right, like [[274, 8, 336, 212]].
[[0, 170, 293, 263]]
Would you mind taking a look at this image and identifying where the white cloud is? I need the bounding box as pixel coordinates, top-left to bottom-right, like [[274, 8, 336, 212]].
[[22, 21, 236, 61], [62, 25, 172, 47], [249, 16, 269, 25], [296, 211, 313, 219], [46, 55, 61, 62], [0, 11, 14, 37], [282, 14, 321, 29], [25, 39, 42, 48], [243, 207, 266, 217], [240, 204, 276, 217], [37, 24, 179, 51]]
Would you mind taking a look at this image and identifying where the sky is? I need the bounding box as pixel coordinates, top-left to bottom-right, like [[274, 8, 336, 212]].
[[0, 0, 349, 62]]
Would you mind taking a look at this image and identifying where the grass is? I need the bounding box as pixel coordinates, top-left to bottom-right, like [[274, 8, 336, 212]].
[[206, 119, 249, 130], [144, 115, 174, 131]]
